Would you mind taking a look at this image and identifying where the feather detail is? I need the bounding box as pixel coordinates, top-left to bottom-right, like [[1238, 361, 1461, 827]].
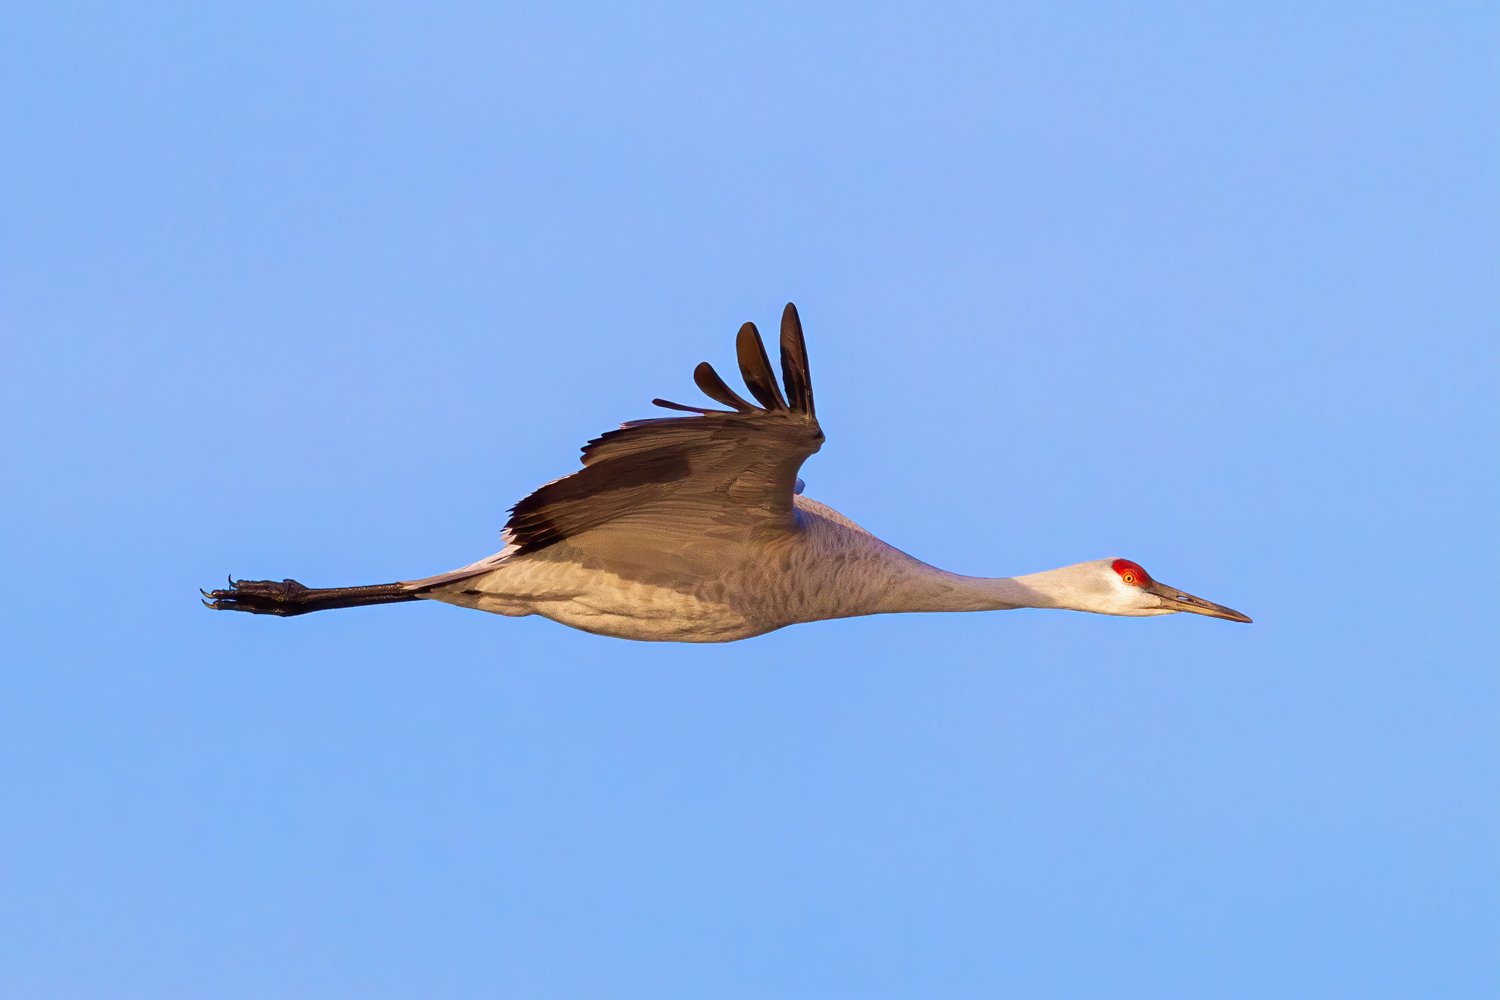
[[650, 398, 729, 415], [779, 302, 814, 416], [735, 322, 788, 411], [692, 362, 757, 412]]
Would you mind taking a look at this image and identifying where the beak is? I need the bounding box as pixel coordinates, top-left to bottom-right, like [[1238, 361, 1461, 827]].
[[1144, 580, 1253, 623]]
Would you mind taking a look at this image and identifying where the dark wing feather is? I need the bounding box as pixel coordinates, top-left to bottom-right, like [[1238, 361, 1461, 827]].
[[505, 304, 823, 554], [690, 362, 757, 412], [779, 302, 814, 416], [649, 398, 729, 415], [735, 322, 788, 411]]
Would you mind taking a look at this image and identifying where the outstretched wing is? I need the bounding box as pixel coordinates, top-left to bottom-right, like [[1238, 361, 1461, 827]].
[[504, 303, 823, 554]]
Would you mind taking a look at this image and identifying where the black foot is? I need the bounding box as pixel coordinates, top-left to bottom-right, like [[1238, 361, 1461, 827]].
[[202, 577, 314, 616]]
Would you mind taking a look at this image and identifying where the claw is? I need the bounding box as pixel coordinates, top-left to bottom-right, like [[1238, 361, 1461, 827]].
[[227, 573, 236, 588]]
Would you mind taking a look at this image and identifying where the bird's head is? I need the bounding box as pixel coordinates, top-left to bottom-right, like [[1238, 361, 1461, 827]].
[[1087, 557, 1252, 622]]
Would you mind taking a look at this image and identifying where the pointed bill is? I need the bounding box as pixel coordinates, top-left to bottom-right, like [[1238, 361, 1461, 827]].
[[1144, 580, 1253, 623]]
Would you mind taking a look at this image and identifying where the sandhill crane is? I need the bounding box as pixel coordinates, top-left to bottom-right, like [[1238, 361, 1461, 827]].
[[204, 304, 1250, 640]]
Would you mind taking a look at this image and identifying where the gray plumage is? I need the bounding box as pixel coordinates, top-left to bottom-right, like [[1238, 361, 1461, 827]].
[[204, 303, 1251, 637]]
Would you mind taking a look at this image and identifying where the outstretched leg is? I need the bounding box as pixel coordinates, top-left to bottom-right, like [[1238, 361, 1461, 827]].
[[202, 577, 420, 617]]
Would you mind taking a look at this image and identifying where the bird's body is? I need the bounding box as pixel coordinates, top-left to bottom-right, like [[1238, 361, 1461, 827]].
[[206, 304, 1250, 637], [415, 496, 1002, 642]]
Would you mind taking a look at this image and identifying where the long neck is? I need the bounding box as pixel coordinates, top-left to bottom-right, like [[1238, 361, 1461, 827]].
[[863, 562, 1095, 616], [787, 499, 1099, 620]]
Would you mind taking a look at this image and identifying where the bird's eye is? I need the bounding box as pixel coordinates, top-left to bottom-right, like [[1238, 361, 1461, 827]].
[[1111, 559, 1150, 586]]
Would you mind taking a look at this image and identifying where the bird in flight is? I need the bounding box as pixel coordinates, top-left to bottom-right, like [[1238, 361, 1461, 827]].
[[204, 303, 1250, 640]]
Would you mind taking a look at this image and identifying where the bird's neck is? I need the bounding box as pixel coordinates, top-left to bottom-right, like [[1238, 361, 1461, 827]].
[[789, 500, 1103, 619], [875, 563, 1097, 615]]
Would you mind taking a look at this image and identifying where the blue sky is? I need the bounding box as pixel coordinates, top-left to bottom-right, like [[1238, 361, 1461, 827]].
[[4, 3, 1497, 997]]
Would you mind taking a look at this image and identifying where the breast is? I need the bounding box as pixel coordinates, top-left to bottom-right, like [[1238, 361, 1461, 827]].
[[774, 496, 950, 623]]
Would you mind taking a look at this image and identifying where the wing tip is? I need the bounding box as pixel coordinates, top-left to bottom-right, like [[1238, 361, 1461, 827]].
[[735, 321, 789, 411], [778, 301, 814, 417], [693, 361, 757, 412]]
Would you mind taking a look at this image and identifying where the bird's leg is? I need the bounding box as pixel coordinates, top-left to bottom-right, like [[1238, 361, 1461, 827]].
[[202, 577, 419, 616]]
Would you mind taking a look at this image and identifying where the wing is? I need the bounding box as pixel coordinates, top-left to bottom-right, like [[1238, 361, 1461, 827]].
[[504, 303, 823, 554]]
